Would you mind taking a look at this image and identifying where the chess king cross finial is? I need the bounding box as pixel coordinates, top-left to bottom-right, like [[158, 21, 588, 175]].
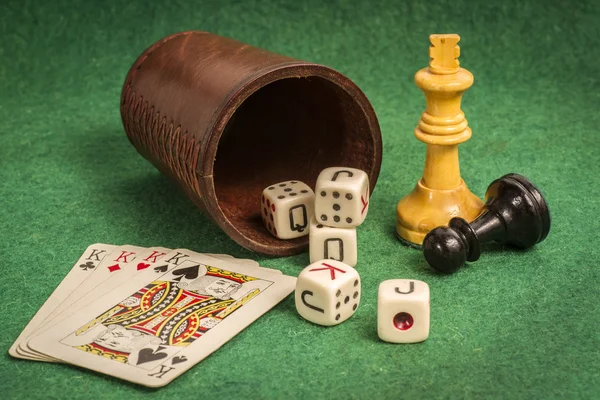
[[429, 34, 460, 74]]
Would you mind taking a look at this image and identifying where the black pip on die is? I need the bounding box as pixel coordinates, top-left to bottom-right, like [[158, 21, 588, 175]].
[[377, 279, 430, 343], [295, 260, 361, 326], [261, 181, 315, 239], [314, 167, 370, 228]]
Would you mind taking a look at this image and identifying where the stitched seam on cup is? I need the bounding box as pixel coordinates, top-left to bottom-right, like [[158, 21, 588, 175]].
[[121, 31, 205, 202]]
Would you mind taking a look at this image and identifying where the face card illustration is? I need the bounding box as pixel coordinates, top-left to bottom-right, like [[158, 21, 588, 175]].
[[60, 261, 263, 364], [29, 255, 296, 387], [197, 250, 280, 275], [13, 247, 265, 362], [21, 247, 172, 360], [8, 244, 116, 361], [17, 245, 146, 361]]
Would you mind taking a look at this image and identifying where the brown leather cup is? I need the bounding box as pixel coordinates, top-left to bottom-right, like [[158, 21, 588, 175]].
[[121, 31, 382, 256]]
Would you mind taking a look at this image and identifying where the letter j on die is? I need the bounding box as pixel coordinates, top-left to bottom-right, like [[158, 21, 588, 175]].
[[377, 280, 430, 343]]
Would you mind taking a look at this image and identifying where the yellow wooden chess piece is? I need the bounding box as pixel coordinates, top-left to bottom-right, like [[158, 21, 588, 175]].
[[396, 34, 483, 247]]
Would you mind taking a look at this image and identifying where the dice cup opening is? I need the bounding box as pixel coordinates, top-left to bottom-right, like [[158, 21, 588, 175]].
[[208, 67, 381, 256], [122, 32, 382, 256]]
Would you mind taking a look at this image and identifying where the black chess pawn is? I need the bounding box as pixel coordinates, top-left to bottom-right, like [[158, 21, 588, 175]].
[[423, 173, 551, 273]]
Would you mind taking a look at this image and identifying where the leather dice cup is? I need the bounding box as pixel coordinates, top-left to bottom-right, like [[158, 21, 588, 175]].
[[121, 31, 383, 256]]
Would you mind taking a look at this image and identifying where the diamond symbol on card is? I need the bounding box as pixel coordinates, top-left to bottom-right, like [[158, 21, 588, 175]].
[[79, 261, 95, 271], [107, 264, 121, 272]]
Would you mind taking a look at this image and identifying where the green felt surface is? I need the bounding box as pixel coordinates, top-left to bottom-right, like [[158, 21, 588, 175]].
[[1, 0, 599, 398]]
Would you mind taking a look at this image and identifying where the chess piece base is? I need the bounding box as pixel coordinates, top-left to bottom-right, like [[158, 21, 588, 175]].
[[395, 179, 483, 246]]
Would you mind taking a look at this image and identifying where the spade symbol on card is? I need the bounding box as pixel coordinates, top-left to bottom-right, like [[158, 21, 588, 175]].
[[154, 265, 168, 273], [136, 346, 169, 365], [171, 356, 187, 365], [171, 265, 200, 282], [79, 261, 95, 271]]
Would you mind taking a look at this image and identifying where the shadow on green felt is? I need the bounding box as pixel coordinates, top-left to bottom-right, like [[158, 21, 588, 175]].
[[113, 173, 260, 257], [392, 224, 542, 275], [62, 126, 256, 258], [356, 311, 381, 343]]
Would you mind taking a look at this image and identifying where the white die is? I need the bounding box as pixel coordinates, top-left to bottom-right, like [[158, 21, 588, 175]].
[[314, 167, 370, 228], [261, 181, 315, 239], [309, 217, 357, 266], [377, 279, 430, 343], [295, 260, 361, 326]]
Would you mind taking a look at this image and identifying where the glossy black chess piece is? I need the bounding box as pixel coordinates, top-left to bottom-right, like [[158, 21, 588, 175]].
[[423, 173, 551, 273]]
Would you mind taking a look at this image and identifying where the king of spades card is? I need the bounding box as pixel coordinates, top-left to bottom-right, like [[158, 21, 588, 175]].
[[60, 264, 270, 370]]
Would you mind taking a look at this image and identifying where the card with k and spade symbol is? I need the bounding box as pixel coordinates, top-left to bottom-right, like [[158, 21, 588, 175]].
[[28, 253, 296, 387], [24, 248, 262, 358], [10, 246, 272, 362]]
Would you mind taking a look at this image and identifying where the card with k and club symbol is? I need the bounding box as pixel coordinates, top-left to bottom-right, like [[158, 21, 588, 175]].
[[8, 243, 117, 361]]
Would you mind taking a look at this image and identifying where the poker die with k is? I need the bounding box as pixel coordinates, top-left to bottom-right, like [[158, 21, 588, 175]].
[[295, 260, 361, 326]]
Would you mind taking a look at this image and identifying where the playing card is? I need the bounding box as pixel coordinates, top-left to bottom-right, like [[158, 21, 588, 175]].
[[15, 245, 147, 360], [25, 249, 258, 352], [29, 252, 296, 387], [36, 245, 146, 324], [200, 251, 281, 274], [9, 244, 116, 361], [20, 246, 171, 360], [12, 245, 275, 362]]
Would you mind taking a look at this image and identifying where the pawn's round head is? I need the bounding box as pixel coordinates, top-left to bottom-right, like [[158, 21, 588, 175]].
[[423, 226, 467, 274]]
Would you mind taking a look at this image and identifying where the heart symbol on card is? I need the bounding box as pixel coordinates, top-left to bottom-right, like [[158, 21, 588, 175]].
[[137, 262, 151, 271], [171, 356, 187, 365], [136, 346, 169, 365], [154, 265, 168, 273]]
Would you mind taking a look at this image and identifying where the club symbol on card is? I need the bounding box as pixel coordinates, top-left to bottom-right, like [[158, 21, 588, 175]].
[[136, 346, 169, 365], [107, 264, 121, 272], [79, 261, 95, 271], [171, 356, 187, 365], [137, 262, 151, 271], [154, 265, 168, 273]]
